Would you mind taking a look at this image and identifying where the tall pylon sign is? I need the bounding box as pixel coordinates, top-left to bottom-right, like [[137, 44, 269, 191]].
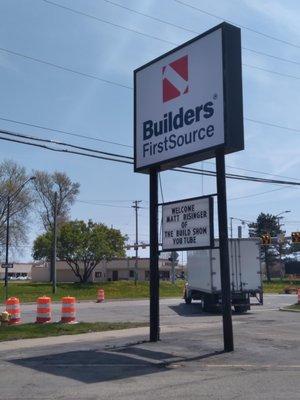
[[134, 23, 244, 352]]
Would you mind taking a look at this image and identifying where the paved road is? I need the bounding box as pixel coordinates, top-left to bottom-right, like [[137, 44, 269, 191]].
[[0, 294, 298, 400], [10, 294, 298, 324]]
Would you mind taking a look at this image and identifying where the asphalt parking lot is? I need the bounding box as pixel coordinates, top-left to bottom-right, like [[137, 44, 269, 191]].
[[0, 294, 298, 400], [14, 293, 296, 325]]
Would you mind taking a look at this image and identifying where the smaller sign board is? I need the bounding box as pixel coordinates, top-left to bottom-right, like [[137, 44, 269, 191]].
[[162, 195, 214, 251], [1, 263, 13, 269]]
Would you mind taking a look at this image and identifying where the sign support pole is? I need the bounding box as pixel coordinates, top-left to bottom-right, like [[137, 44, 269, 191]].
[[216, 149, 234, 352], [149, 168, 159, 342]]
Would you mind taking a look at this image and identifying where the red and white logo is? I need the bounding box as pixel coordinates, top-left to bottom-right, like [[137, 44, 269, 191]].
[[162, 55, 189, 103]]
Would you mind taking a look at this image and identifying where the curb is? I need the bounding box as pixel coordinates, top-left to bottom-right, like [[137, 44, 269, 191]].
[[279, 307, 300, 313]]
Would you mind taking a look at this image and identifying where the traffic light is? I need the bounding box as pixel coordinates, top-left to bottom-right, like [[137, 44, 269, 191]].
[[291, 232, 300, 243], [261, 234, 271, 245], [168, 251, 179, 263]]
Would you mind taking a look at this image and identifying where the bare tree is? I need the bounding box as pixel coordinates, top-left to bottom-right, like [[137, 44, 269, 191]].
[[33, 171, 80, 231], [0, 160, 34, 257]]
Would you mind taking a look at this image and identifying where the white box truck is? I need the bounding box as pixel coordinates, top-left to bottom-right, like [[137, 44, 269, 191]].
[[184, 238, 263, 312]]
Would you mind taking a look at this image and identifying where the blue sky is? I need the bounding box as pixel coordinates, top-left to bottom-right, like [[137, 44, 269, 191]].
[[1, 0, 300, 261]]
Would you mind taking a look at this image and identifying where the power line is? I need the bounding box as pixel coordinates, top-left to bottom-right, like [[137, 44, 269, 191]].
[[0, 128, 132, 160], [41, 0, 176, 46], [0, 133, 297, 202], [78, 199, 148, 209], [1, 127, 300, 187], [2, 41, 300, 102], [102, 0, 300, 67], [173, 0, 300, 50], [0, 46, 132, 90], [0, 117, 300, 180], [228, 186, 297, 201], [102, 0, 197, 34], [79, 199, 148, 203], [244, 63, 300, 81], [2, 114, 299, 182], [77, 200, 136, 209], [0, 116, 131, 148], [177, 165, 300, 186], [245, 117, 300, 135], [39, 0, 300, 82], [0, 134, 133, 165], [242, 47, 300, 67], [203, 160, 300, 181]]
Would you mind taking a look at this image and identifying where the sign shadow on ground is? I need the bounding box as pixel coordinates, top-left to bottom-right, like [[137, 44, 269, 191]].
[[9, 348, 176, 384], [9, 345, 224, 384], [169, 302, 215, 317]]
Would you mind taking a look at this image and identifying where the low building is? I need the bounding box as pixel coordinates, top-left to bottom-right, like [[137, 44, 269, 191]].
[[31, 258, 186, 283], [96, 258, 173, 282], [0, 263, 32, 280]]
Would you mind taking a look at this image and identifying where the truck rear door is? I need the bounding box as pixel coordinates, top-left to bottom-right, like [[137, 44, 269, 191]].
[[237, 239, 261, 291]]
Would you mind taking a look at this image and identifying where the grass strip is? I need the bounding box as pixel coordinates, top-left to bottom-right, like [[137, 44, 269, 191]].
[[0, 321, 148, 342], [0, 280, 185, 304], [280, 303, 300, 312], [263, 279, 300, 294], [0, 279, 297, 304]]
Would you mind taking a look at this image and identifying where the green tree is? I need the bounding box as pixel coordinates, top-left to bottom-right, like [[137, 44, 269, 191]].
[[248, 213, 283, 282], [289, 241, 300, 254], [248, 213, 282, 238], [32, 220, 127, 283]]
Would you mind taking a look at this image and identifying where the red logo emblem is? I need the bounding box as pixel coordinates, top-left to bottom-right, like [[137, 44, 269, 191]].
[[162, 55, 189, 103]]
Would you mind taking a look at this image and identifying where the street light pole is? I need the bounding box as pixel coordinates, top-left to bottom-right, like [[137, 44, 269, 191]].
[[132, 200, 142, 285], [52, 191, 58, 294], [275, 210, 291, 279], [229, 217, 253, 239], [4, 196, 10, 300]]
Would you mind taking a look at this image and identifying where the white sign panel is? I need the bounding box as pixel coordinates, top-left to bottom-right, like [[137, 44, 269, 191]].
[[134, 23, 244, 173], [162, 196, 214, 251]]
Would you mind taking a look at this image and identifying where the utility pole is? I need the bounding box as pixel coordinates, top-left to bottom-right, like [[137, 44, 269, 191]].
[[52, 192, 58, 294], [238, 226, 242, 239], [171, 252, 175, 284], [132, 200, 142, 285], [4, 196, 10, 301], [170, 251, 177, 284]]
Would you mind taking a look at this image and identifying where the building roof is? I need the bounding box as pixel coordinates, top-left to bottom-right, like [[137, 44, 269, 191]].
[[4, 263, 32, 273]]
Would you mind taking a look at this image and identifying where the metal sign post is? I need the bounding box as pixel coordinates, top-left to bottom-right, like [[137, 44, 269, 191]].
[[216, 149, 233, 352], [149, 169, 159, 342]]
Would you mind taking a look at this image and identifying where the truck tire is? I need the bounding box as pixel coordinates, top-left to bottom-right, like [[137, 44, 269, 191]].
[[184, 288, 192, 304], [234, 305, 248, 313], [202, 296, 214, 313]]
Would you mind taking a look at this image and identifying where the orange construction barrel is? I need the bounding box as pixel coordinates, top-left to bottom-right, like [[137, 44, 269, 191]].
[[36, 296, 52, 324], [97, 289, 105, 303], [6, 297, 21, 325], [60, 296, 77, 324]]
